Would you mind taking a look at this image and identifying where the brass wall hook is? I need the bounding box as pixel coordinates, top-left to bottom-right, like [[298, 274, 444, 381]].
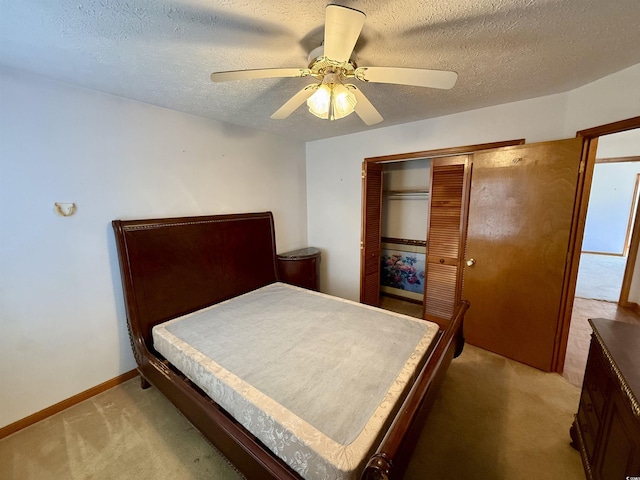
[[54, 202, 76, 217]]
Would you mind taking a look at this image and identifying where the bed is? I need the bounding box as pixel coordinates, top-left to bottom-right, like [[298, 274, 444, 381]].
[[112, 211, 469, 480]]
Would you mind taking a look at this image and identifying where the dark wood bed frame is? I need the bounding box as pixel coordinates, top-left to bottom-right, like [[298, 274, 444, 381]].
[[112, 211, 469, 480]]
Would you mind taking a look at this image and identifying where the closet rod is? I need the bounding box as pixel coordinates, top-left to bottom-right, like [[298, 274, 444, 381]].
[[384, 189, 430, 199]]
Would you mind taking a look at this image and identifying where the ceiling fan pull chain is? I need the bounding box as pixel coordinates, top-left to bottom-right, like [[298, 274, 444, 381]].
[[328, 86, 336, 121]]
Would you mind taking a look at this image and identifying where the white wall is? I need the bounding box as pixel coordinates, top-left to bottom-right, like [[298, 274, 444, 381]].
[[563, 64, 640, 136], [0, 67, 307, 428], [595, 128, 640, 303], [583, 162, 640, 254], [382, 160, 431, 241], [597, 128, 640, 159], [307, 64, 640, 301]]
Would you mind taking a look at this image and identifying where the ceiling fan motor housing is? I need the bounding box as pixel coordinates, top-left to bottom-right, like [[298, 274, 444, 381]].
[[307, 45, 358, 74]]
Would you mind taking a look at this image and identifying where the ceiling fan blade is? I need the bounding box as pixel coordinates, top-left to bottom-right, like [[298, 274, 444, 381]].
[[271, 85, 319, 119], [211, 68, 310, 83], [351, 86, 383, 126], [355, 66, 458, 90], [323, 5, 366, 63]]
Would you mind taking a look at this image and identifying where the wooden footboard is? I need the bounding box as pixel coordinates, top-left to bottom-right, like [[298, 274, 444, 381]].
[[112, 212, 468, 480], [363, 300, 468, 480]]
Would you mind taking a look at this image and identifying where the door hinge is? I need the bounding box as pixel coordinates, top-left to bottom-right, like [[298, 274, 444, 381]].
[[579, 160, 585, 174], [362, 169, 366, 179], [360, 241, 364, 250]]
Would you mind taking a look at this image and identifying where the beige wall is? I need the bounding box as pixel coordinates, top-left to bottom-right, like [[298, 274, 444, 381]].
[[0, 67, 307, 428]]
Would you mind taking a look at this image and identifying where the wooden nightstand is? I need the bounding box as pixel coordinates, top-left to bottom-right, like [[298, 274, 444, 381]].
[[277, 247, 321, 291], [570, 318, 640, 480]]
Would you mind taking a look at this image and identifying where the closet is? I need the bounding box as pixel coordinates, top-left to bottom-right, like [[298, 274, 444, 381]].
[[374, 156, 470, 328], [361, 138, 589, 372], [379, 159, 431, 313], [362, 120, 640, 373], [361, 142, 492, 327]]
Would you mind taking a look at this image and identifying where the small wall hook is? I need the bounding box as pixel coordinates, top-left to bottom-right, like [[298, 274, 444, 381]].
[[54, 202, 76, 217]]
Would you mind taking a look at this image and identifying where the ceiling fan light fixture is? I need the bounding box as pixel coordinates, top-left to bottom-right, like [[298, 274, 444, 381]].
[[307, 83, 331, 118], [211, 4, 457, 126], [307, 79, 357, 121]]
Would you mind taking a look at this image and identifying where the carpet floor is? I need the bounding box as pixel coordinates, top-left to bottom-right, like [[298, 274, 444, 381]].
[[0, 345, 583, 480]]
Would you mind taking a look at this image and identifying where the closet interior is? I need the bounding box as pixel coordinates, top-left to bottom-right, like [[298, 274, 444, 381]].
[[380, 159, 431, 318]]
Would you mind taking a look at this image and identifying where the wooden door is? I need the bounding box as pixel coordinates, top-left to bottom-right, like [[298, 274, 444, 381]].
[[463, 138, 583, 371], [422, 156, 471, 327], [360, 161, 383, 306]]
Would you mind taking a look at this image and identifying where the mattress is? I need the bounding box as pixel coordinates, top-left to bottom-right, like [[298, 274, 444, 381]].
[[152, 282, 439, 480]]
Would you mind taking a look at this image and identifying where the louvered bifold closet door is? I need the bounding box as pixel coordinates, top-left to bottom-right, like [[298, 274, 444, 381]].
[[422, 156, 470, 327], [360, 162, 383, 306]]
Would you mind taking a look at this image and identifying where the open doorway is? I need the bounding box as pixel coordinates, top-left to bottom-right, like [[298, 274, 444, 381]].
[[575, 130, 640, 304], [562, 124, 640, 387]]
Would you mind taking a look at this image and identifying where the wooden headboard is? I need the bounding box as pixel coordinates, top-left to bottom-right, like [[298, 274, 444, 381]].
[[112, 212, 279, 350]]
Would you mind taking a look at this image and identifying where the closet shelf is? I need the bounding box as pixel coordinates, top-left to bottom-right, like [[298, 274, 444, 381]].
[[383, 189, 430, 199]]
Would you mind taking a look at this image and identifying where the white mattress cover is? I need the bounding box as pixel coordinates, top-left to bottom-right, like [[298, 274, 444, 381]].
[[152, 283, 439, 480]]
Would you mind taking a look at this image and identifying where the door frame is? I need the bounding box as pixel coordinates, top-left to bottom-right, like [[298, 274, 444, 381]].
[[621, 181, 640, 305], [553, 116, 640, 372]]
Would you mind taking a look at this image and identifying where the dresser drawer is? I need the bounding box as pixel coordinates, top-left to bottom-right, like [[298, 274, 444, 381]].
[[577, 392, 598, 461], [583, 343, 611, 419]]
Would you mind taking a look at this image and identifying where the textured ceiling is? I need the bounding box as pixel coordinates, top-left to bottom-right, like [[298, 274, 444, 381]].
[[1, 0, 639, 142]]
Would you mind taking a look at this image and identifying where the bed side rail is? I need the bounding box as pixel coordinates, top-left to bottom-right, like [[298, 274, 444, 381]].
[[362, 299, 470, 480]]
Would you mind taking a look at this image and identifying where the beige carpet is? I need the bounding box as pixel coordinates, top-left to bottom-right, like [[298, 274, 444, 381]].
[[0, 345, 584, 480], [407, 345, 583, 480]]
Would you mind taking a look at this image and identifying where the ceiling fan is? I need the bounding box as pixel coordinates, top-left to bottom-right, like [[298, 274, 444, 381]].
[[210, 4, 458, 126]]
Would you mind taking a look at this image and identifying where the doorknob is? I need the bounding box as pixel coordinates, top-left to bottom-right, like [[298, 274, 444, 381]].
[[466, 258, 476, 267]]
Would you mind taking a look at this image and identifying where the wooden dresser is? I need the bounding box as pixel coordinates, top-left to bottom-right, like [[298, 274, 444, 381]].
[[571, 318, 640, 479], [276, 247, 321, 291]]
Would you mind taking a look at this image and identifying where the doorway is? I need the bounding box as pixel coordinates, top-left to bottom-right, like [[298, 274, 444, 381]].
[[555, 117, 640, 385], [574, 131, 640, 304], [561, 121, 640, 386]]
